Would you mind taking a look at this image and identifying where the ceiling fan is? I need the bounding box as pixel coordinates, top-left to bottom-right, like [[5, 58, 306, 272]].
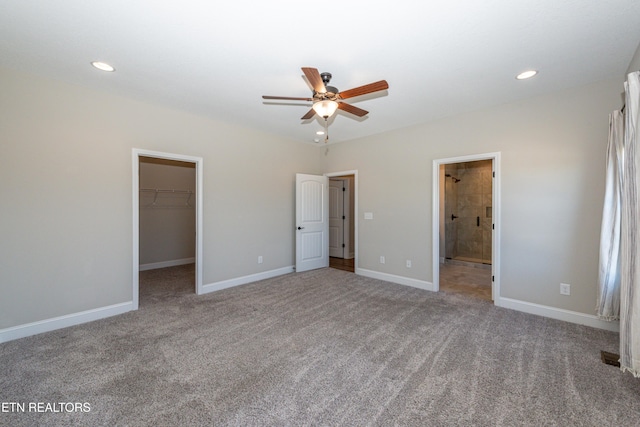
[[262, 67, 389, 122]]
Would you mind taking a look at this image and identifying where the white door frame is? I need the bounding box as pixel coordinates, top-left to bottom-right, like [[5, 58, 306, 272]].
[[325, 170, 358, 271], [132, 148, 204, 310], [432, 153, 500, 301]]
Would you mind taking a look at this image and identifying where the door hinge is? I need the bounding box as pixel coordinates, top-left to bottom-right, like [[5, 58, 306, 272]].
[[492, 224, 494, 230], [343, 215, 346, 220], [342, 243, 346, 248], [492, 171, 495, 178], [343, 187, 346, 192]]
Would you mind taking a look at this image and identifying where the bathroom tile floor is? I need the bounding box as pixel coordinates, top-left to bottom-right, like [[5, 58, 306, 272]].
[[439, 262, 492, 302]]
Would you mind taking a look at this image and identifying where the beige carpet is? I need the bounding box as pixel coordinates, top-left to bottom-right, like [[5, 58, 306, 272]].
[[1, 266, 639, 426]]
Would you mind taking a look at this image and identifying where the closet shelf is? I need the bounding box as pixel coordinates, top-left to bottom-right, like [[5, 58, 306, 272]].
[[139, 188, 194, 208]]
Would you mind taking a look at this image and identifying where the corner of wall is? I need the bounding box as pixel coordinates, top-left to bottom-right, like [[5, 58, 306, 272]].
[[626, 41, 640, 75]]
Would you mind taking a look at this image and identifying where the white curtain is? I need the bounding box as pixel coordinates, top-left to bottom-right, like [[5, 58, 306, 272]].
[[597, 110, 623, 320], [620, 71, 640, 377]]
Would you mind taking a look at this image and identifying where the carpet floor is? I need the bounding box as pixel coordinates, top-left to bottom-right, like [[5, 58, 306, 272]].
[[1, 266, 639, 426]]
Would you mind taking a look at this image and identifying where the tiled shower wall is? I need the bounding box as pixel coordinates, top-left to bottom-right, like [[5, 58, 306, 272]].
[[444, 160, 492, 264]]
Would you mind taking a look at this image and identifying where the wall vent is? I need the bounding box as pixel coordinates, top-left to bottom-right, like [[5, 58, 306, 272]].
[[600, 350, 621, 367]]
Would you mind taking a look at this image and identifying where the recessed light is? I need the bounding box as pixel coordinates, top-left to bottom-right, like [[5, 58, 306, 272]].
[[91, 61, 115, 72], [316, 131, 325, 135], [516, 70, 537, 80]]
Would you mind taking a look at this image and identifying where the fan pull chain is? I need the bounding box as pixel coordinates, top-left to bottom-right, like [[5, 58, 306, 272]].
[[324, 118, 329, 143]]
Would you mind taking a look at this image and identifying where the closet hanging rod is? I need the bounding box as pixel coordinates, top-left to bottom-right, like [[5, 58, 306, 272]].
[[140, 188, 194, 208], [139, 188, 193, 194]]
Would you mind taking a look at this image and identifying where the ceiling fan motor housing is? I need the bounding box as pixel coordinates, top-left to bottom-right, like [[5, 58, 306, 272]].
[[319, 72, 339, 98]]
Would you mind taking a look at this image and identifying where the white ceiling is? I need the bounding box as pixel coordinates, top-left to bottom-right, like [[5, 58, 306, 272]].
[[1, 1, 639, 144]]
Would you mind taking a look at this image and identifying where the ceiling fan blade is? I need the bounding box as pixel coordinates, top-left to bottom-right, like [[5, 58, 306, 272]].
[[338, 102, 368, 117], [338, 80, 389, 99], [302, 67, 326, 93], [263, 95, 313, 101], [301, 108, 316, 120]]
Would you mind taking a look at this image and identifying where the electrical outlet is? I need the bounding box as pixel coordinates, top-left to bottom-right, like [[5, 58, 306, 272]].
[[406, 260, 412, 268], [258, 256, 263, 264], [560, 283, 570, 296], [380, 256, 385, 264]]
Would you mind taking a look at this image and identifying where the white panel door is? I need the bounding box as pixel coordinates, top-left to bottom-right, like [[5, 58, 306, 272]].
[[296, 173, 329, 272], [329, 179, 345, 258]]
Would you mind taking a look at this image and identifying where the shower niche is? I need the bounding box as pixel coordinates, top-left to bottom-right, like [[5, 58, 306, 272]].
[[444, 160, 492, 265]]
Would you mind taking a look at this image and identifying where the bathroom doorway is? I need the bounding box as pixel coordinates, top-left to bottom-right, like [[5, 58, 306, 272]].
[[444, 160, 492, 266], [432, 153, 500, 303]]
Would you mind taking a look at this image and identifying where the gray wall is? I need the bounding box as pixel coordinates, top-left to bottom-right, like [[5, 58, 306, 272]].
[[0, 66, 321, 329], [323, 77, 622, 315], [0, 63, 628, 331]]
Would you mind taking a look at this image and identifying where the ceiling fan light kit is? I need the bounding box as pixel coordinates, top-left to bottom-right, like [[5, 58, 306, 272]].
[[312, 100, 339, 118], [263, 67, 389, 142]]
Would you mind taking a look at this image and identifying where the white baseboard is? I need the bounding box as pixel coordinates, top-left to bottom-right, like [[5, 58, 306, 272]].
[[496, 297, 620, 332], [139, 257, 195, 271], [200, 266, 294, 295], [356, 268, 434, 292], [3, 271, 614, 345], [353, 270, 618, 332], [0, 302, 133, 344]]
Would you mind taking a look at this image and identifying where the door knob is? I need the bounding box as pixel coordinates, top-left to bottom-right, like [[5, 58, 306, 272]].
[[451, 214, 458, 221], [297, 226, 305, 230]]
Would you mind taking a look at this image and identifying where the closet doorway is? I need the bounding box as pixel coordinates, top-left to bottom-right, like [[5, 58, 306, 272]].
[[132, 149, 203, 310], [139, 156, 196, 303]]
